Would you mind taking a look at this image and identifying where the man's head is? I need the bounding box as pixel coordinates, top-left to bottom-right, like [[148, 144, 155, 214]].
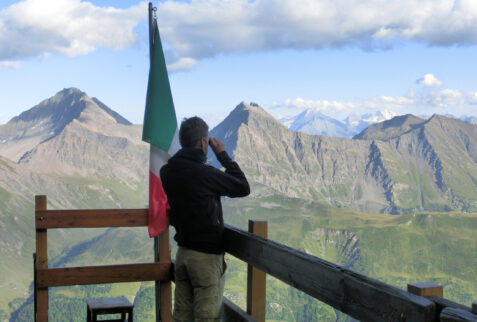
[[179, 116, 209, 154]]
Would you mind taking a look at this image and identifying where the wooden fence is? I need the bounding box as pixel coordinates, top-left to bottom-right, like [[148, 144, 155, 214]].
[[33, 195, 172, 322], [33, 195, 477, 321]]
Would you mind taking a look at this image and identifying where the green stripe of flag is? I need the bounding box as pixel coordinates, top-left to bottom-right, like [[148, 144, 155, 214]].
[[142, 23, 177, 151]]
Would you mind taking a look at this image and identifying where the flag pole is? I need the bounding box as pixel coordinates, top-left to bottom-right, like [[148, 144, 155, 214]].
[[148, 3, 161, 322]]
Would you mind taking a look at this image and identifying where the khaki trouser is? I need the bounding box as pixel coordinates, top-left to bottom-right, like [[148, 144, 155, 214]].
[[173, 246, 226, 322]]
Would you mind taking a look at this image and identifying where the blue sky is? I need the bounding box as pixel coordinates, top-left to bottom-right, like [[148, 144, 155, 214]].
[[1, 0, 477, 127]]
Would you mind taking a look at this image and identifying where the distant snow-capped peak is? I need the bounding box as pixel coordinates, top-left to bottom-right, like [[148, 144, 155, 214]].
[[278, 108, 399, 138], [361, 110, 398, 123]]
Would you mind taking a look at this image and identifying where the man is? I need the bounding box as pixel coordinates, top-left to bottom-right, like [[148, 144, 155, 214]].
[[160, 116, 250, 321]]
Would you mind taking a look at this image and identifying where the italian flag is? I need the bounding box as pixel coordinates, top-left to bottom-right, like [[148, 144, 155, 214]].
[[142, 23, 180, 238]]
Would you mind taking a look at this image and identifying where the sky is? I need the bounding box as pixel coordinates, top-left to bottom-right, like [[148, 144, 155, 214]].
[[1, 0, 477, 127]]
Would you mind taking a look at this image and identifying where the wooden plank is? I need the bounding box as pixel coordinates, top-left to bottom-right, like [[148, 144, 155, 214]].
[[427, 296, 472, 319], [159, 220, 172, 322], [154, 235, 160, 322], [247, 220, 267, 322], [223, 297, 258, 322], [224, 225, 436, 322], [33, 253, 37, 320], [408, 282, 444, 297], [440, 307, 477, 321], [35, 195, 48, 322], [37, 262, 171, 287], [35, 209, 148, 228], [86, 296, 132, 310]]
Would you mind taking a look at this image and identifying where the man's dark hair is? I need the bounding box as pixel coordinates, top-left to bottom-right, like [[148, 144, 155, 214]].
[[179, 116, 209, 148]]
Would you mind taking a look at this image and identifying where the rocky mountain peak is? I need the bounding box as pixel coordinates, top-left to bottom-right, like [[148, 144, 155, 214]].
[[353, 114, 425, 141], [10, 87, 86, 124], [0, 88, 134, 162], [9, 87, 131, 127]]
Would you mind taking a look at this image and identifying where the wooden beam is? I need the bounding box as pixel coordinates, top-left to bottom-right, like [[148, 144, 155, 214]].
[[247, 220, 267, 322], [159, 218, 172, 322], [473, 302, 477, 315], [35, 195, 48, 322], [440, 307, 477, 321], [223, 297, 258, 322], [427, 296, 472, 319], [408, 282, 444, 297], [35, 209, 148, 229], [37, 262, 171, 287], [224, 225, 436, 322]]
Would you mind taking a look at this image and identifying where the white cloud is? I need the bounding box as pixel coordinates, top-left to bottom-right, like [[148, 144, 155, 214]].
[[2, 0, 477, 71], [417, 74, 443, 87], [167, 57, 197, 72], [469, 91, 477, 104], [0, 60, 20, 69], [282, 97, 356, 112], [156, 0, 477, 65], [427, 89, 464, 107], [0, 0, 147, 61], [271, 86, 477, 120], [366, 95, 415, 110]]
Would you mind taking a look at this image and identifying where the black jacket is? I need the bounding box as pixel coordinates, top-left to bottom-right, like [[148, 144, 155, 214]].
[[160, 147, 250, 254]]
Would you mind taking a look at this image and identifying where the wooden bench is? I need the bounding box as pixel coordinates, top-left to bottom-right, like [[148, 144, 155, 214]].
[[86, 297, 134, 322]]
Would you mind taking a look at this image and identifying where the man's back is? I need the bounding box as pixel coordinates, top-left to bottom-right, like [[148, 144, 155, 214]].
[[161, 146, 249, 254]]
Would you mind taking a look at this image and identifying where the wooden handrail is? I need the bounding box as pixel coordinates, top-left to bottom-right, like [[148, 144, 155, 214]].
[[225, 224, 436, 322], [37, 262, 171, 287], [35, 209, 148, 229]]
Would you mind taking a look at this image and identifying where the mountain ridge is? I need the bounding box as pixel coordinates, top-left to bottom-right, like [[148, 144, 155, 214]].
[[211, 102, 477, 214]]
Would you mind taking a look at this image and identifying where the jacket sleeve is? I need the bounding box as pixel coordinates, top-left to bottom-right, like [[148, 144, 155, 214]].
[[203, 151, 250, 198]]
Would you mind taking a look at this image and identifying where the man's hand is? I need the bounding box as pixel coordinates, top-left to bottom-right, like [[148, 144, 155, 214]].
[[209, 137, 225, 155]]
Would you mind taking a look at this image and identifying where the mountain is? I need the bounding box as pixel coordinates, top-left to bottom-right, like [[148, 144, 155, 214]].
[[211, 102, 477, 214], [288, 109, 352, 137], [0, 88, 132, 162], [352, 114, 425, 140], [279, 108, 398, 138], [460, 115, 477, 125], [344, 110, 398, 134], [0, 88, 148, 317]]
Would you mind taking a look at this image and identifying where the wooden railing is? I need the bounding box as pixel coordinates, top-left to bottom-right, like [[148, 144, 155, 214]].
[[33, 195, 172, 322], [224, 225, 477, 321], [34, 196, 477, 321]]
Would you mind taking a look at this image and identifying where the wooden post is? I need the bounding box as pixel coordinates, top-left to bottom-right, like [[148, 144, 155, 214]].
[[159, 215, 171, 322], [247, 220, 267, 322], [407, 282, 443, 297], [35, 195, 48, 322], [33, 253, 37, 320], [472, 302, 476, 314]]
